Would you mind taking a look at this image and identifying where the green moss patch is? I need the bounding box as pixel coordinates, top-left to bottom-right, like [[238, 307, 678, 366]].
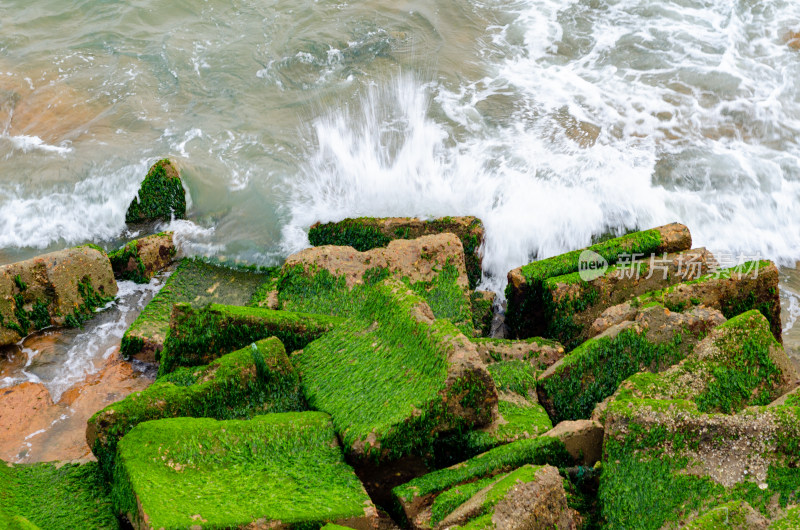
[[538, 327, 688, 423], [158, 302, 341, 375], [120, 258, 272, 361], [392, 435, 571, 517], [308, 216, 485, 289], [88, 337, 305, 478], [470, 291, 494, 338], [112, 413, 375, 529], [108, 232, 176, 284], [125, 159, 186, 223], [607, 311, 792, 416], [274, 263, 475, 336], [429, 476, 498, 527], [0, 461, 117, 530], [293, 279, 494, 462]]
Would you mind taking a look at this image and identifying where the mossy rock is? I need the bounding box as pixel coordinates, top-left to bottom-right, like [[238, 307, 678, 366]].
[[434, 360, 551, 466], [271, 258, 474, 336], [530, 247, 714, 349], [470, 290, 495, 337], [471, 337, 565, 371], [683, 501, 767, 529], [308, 216, 485, 289], [158, 302, 342, 376], [108, 232, 176, 284], [120, 258, 272, 362], [87, 337, 305, 479], [598, 313, 800, 529], [112, 413, 378, 529], [536, 303, 722, 424], [0, 245, 117, 346], [392, 435, 571, 524], [603, 310, 796, 417], [599, 402, 800, 529], [0, 460, 118, 530], [437, 464, 580, 529], [293, 278, 497, 462], [504, 223, 691, 339], [613, 260, 783, 342], [125, 159, 186, 223]]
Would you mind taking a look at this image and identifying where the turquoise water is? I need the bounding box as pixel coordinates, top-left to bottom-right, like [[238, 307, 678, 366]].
[[1, 0, 800, 289]]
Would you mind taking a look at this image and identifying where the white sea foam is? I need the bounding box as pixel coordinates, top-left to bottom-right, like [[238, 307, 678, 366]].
[[3, 134, 72, 154]]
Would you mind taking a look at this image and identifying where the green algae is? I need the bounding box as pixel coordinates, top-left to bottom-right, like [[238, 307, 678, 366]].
[[293, 279, 492, 461], [470, 291, 494, 337], [89, 337, 305, 479], [505, 228, 666, 338], [158, 302, 341, 375], [112, 413, 372, 529], [539, 327, 687, 423], [120, 258, 271, 360], [0, 461, 117, 530], [429, 476, 498, 527], [487, 361, 537, 397], [125, 159, 186, 223], [392, 436, 570, 507]]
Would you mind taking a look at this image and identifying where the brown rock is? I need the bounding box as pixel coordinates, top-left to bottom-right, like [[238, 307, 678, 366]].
[[285, 233, 469, 289], [109, 232, 176, 283], [440, 465, 580, 530], [0, 246, 117, 345], [543, 420, 604, 465]]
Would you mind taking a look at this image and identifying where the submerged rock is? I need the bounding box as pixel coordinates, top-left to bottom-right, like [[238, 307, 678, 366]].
[[87, 337, 304, 478], [308, 216, 485, 289], [504, 222, 692, 340], [107, 232, 176, 284], [124, 159, 186, 224], [113, 412, 378, 529], [0, 245, 117, 346]]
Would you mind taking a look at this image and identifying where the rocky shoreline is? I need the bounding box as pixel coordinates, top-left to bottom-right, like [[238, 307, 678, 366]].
[[1, 160, 799, 529]]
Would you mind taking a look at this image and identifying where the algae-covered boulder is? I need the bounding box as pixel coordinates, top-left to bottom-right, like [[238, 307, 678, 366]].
[[505, 223, 692, 340], [437, 464, 581, 529], [112, 413, 378, 529], [87, 337, 304, 478], [542, 419, 604, 466], [0, 245, 117, 345], [108, 232, 176, 284], [600, 402, 800, 529], [594, 260, 783, 342], [120, 258, 272, 362], [683, 501, 768, 529], [270, 235, 475, 335], [294, 278, 496, 463], [124, 159, 186, 223], [472, 337, 565, 370], [600, 310, 796, 416], [435, 360, 553, 465], [0, 460, 118, 530], [514, 246, 714, 349], [598, 312, 800, 528], [158, 303, 341, 375], [309, 216, 485, 289], [392, 436, 571, 524], [537, 303, 725, 423]]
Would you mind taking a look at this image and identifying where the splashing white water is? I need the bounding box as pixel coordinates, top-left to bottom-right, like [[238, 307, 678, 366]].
[[283, 0, 800, 294]]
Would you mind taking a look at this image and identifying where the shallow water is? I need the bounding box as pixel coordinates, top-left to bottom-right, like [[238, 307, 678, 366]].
[[1, 0, 800, 408]]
